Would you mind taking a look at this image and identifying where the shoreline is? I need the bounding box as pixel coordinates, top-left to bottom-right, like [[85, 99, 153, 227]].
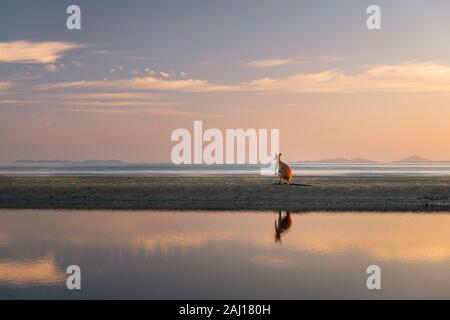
[[1, 176, 450, 212]]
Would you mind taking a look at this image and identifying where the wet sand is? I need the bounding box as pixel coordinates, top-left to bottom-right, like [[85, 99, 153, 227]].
[[0, 176, 450, 211]]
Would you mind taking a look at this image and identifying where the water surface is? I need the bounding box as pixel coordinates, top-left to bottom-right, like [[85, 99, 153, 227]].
[[1, 210, 450, 299], [3, 163, 450, 177]]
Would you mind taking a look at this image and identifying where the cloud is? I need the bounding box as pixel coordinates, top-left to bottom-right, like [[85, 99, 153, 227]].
[[69, 107, 210, 117], [0, 82, 12, 90], [0, 89, 165, 107], [35, 61, 450, 95], [59, 92, 158, 101], [245, 58, 297, 68], [198, 60, 216, 65], [0, 99, 19, 105], [84, 61, 442, 95], [245, 55, 346, 68], [241, 62, 450, 93], [144, 68, 158, 76], [36, 75, 236, 93], [0, 41, 82, 64], [70, 101, 171, 108], [1, 85, 213, 116], [44, 64, 63, 73], [71, 60, 86, 68]]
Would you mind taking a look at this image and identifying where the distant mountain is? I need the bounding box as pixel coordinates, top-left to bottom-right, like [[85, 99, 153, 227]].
[[15, 159, 72, 164], [14, 159, 125, 164], [83, 160, 125, 164], [391, 155, 433, 163], [297, 155, 450, 164], [297, 157, 377, 164]]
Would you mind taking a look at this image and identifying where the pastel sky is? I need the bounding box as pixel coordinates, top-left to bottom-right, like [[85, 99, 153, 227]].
[[1, 0, 450, 163]]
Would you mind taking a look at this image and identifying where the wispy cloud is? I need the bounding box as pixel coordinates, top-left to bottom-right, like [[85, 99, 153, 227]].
[[17, 61, 450, 100], [245, 58, 296, 68], [69, 101, 171, 108], [241, 62, 450, 93], [1, 83, 210, 117], [36, 75, 236, 93], [0, 82, 12, 90], [244, 55, 346, 68], [0, 41, 82, 64], [0, 99, 19, 105], [69, 107, 215, 117], [57, 92, 158, 101]]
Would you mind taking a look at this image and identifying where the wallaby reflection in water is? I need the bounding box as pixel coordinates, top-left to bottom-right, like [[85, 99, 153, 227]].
[[274, 211, 292, 243]]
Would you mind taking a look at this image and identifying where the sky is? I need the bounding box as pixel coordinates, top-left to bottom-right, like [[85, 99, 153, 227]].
[[1, 0, 450, 163]]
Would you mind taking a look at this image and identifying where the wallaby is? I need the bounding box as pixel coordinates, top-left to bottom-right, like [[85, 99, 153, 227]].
[[274, 211, 292, 243], [275, 153, 293, 185]]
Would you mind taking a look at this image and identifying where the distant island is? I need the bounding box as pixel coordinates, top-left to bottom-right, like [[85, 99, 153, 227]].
[[299, 157, 377, 164], [390, 155, 435, 163], [297, 155, 450, 164], [14, 160, 125, 165], [13, 155, 450, 165]]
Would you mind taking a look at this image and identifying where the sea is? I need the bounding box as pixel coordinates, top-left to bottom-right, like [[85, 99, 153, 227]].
[[1, 162, 450, 177]]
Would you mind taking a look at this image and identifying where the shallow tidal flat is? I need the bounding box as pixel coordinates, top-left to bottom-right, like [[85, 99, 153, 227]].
[[0, 176, 450, 211]]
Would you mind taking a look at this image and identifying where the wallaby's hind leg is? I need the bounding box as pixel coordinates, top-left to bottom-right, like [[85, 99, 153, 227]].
[[279, 177, 281, 185]]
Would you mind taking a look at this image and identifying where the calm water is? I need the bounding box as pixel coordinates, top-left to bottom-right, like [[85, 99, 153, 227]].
[[1, 210, 450, 299], [2, 163, 450, 177]]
